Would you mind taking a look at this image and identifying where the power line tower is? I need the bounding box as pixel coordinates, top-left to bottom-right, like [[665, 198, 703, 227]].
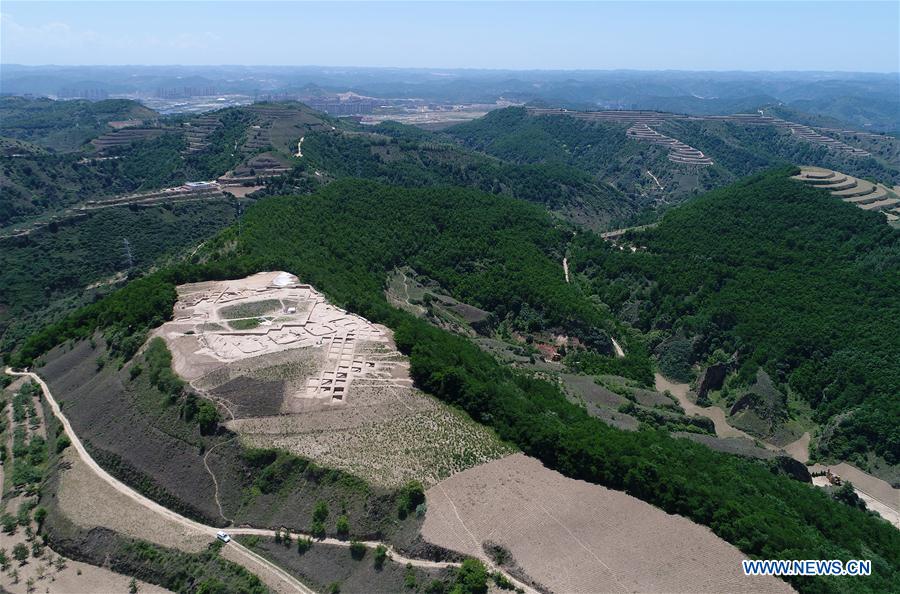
[[122, 238, 134, 270]]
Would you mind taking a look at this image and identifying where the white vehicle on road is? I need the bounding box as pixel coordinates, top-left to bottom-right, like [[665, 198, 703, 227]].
[[216, 531, 231, 543]]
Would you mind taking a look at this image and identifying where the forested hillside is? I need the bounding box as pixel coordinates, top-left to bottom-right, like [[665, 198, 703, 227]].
[[572, 168, 900, 467], [0, 200, 242, 354], [294, 124, 636, 229], [9, 176, 900, 594], [0, 96, 157, 151], [447, 107, 900, 204], [446, 107, 703, 201]]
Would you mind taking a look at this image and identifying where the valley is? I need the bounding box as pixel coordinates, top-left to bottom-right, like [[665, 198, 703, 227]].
[[2, 55, 899, 594]]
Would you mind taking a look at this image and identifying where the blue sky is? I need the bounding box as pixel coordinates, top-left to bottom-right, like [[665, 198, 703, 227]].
[[1, 1, 897, 71]]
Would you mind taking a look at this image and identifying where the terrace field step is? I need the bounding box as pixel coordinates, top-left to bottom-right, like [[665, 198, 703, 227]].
[[843, 186, 888, 205], [832, 180, 876, 198], [860, 197, 900, 211]]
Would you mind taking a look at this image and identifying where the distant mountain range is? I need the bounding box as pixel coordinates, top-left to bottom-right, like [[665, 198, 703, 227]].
[[2, 65, 899, 132]]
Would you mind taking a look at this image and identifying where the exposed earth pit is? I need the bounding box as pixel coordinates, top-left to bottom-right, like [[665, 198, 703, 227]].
[[159, 271, 513, 488]]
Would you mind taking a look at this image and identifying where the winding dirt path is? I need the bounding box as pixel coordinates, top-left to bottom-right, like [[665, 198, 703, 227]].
[[654, 373, 772, 444], [6, 368, 313, 594], [654, 372, 899, 527], [7, 368, 529, 589], [646, 169, 664, 190], [204, 437, 236, 524]]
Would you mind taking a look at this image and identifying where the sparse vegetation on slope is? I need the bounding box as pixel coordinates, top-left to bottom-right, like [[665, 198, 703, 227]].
[[0, 96, 157, 152], [11, 175, 900, 592]]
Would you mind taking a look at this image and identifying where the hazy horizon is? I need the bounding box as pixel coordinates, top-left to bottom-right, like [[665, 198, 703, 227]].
[[3, 64, 898, 75], [2, 1, 898, 72]]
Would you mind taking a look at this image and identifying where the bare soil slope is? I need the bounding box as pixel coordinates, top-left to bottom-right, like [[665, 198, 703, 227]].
[[423, 453, 793, 594]]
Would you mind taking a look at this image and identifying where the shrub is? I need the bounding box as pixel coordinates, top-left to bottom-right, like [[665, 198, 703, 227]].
[[313, 500, 329, 523], [397, 480, 425, 519], [33, 507, 47, 529], [349, 540, 366, 560], [452, 558, 489, 594], [425, 581, 448, 594], [1, 514, 17, 534], [296, 537, 312, 555], [12, 543, 28, 564], [404, 563, 416, 589], [310, 520, 325, 540], [55, 435, 70, 453], [492, 571, 516, 591], [373, 544, 387, 570], [335, 515, 349, 539]]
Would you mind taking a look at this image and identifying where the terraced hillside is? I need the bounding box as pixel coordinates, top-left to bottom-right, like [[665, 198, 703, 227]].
[[9, 174, 900, 593], [0, 96, 157, 152], [572, 168, 900, 479], [792, 166, 900, 225], [447, 107, 900, 211]]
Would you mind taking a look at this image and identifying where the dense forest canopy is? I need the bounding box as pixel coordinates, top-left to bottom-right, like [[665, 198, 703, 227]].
[[572, 168, 900, 464], [10, 175, 900, 593], [293, 125, 635, 229]]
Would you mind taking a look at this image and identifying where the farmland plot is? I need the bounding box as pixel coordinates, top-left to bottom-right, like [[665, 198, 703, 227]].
[[423, 453, 793, 594]]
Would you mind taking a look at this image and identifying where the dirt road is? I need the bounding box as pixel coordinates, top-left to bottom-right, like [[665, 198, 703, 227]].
[[655, 373, 770, 443], [655, 372, 900, 527], [7, 368, 528, 590], [563, 257, 570, 283], [646, 169, 664, 190], [7, 368, 312, 594], [611, 337, 625, 358]]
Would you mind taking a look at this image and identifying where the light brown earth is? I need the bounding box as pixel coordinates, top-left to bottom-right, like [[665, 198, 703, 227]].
[[656, 373, 900, 527], [56, 450, 210, 553], [809, 463, 900, 528], [655, 373, 771, 443], [0, 525, 170, 594], [0, 382, 171, 594], [159, 272, 514, 487], [423, 453, 793, 594], [6, 369, 529, 593]]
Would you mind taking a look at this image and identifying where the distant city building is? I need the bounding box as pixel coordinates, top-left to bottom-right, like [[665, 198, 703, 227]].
[[306, 97, 378, 115], [58, 88, 109, 101], [155, 86, 219, 99]]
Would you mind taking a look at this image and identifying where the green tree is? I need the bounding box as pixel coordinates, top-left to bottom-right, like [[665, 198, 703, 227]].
[[451, 559, 489, 594], [313, 500, 329, 523], [196, 401, 219, 435], [373, 544, 387, 570], [33, 507, 47, 529], [349, 540, 366, 560], [335, 515, 349, 539], [13, 543, 28, 564]]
